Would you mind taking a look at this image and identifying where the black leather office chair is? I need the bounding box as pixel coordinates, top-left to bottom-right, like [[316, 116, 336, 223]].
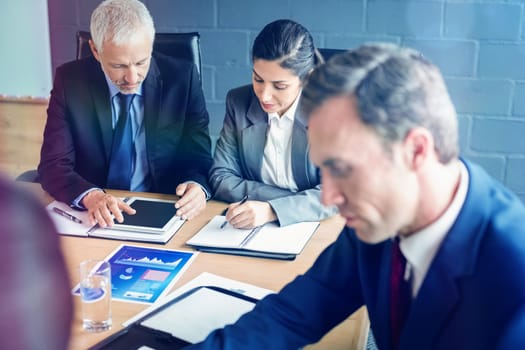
[[76, 31, 202, 78], [318, 48, 346, 62], [15, 169, 39, 182]]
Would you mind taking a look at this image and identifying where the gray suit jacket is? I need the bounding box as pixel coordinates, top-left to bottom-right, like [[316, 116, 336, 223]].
[[209, 85, 336, 226]]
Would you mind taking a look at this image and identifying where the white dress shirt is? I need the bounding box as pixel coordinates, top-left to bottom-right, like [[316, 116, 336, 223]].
[[400, 161, 469, 298], [260, 94, 301, 192]]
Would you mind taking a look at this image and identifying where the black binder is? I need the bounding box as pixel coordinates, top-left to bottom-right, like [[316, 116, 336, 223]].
[[89, 286, 258, 350]]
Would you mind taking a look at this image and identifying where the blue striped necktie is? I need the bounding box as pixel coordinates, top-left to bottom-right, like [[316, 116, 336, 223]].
[[106, 92, 135, 190]]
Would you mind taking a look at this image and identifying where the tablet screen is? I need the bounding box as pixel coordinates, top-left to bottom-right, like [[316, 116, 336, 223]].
[[112, 197, 179, 233]]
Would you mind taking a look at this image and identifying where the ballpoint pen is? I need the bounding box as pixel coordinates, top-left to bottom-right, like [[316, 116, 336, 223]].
[[53, 207, 83, 224], [220, 195, 249, 229]]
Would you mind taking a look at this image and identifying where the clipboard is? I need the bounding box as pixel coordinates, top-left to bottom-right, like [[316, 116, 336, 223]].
[[89, 286, 258, 349]]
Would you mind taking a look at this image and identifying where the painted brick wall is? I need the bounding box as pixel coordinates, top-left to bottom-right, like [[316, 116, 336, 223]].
[[47, 0, 525, 202]]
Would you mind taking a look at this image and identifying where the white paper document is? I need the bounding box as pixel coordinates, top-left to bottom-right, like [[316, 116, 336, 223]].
[[46, 200, 91, 236], [72, 244, 197, 304]]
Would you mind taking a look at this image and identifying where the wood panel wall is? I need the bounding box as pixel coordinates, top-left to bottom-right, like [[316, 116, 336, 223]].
[[0, 97, 47, 179]]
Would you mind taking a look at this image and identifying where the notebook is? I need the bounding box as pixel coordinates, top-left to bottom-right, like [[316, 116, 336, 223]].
[[186, 215, 319, 260]]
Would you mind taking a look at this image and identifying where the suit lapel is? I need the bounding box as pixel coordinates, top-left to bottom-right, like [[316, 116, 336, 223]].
[[89, 57, 163, 163], [291, 110, 311, 189], [401, 161, 486, 348], [87, 58, 113, 160], [242, 96, 267, 182], [142, 57, 162, 170], [373, 241, 397, 350], [401, 260, 460, 349]]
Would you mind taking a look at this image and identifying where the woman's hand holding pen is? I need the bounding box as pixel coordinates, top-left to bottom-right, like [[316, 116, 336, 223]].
[[224, 198, 277, 229], [81, 190, 136, 228]]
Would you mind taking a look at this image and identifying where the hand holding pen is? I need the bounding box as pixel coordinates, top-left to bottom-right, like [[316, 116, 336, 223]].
[[220, 195, 249, 229]]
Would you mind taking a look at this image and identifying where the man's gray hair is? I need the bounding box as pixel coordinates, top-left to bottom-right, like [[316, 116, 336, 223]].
[[302, 43, 459, 163], [90, 0, 155, 52]]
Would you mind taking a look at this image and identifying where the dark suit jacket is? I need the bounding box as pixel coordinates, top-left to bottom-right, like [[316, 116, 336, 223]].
[[0, 175, 72, 349], [39, 53, 213, 203], [191, 160, 525, 349], [209, 85, 336, 226]]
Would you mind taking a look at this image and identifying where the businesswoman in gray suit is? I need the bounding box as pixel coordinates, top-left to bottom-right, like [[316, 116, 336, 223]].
[[209, 19, 337, 228]]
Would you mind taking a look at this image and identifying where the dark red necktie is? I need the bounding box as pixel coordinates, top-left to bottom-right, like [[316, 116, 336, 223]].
[[390, 237, 412, 350]]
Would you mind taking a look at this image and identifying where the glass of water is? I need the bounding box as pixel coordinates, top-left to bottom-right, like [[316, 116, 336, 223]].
[[79, 259, 112, 332]]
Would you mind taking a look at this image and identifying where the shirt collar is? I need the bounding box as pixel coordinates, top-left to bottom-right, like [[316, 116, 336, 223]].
[[400, 160, 469, 292], [104, 74, 144, 98], [267, 91, 301, 124]]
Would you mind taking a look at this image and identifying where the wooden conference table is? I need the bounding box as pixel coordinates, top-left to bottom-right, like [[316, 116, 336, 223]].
[[35, 187, 369, 350]]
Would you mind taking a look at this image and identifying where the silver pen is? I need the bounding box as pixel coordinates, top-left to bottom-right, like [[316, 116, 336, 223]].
[[53, 207, 83, 224]]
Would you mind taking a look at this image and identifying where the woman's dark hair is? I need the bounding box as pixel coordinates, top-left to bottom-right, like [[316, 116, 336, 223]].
[[252, 19, 321, 81]]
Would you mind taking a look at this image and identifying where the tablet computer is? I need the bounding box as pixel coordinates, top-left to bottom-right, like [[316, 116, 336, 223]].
[[89, 286, 258, 350], [139, 286, 257, 344], [111, 197, 180, 234]]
